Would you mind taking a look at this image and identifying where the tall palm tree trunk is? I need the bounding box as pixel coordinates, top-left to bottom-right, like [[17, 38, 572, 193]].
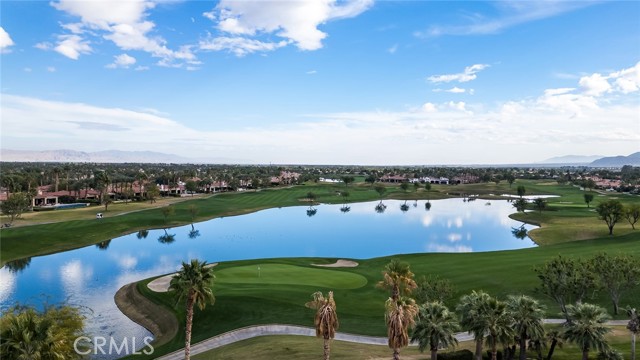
[[631, 333, 636, 360], [582, 349, 589, 360], [475, 338, 483, 360], [546, 339, 557, 360], [491, 341, 498, 360], [185, 294, 195, 360], [393, 348, 400, 360], [431, 348, 438, 360], [519, 335, 527, 360], [323, 337, 330, 360]]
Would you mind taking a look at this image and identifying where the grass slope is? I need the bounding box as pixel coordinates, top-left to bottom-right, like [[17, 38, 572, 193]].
[[130, 233, 640, 359]]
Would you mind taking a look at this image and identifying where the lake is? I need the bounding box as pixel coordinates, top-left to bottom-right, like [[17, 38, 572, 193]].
[[0, 198, 536, 358]]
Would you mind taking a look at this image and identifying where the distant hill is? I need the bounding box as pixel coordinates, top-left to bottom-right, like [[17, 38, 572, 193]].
[[589, 152, 640, 167], [0, 149, 193, 163], [541, 154, 604, 164]]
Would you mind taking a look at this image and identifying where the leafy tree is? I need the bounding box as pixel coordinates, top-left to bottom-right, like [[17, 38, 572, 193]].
[[305, 291, 339, 360], [307, 192, 317, 202], [563, 303, 611, 360], [411, 301, 459, 360], [385, 296, 419, 360], [457, 290, 492, 360], [513, 198, 528, 213], [534, 256, 597, 321], [533, 198, 547, 213], [595, 200, 624, 235], [506, 174, 516, 188], [590, 253, 640, 315], [400, 182, 410, 193], [624, 204, 640, 230], [424, 183, 432, 192], [627, 307, 639, 360], [0, 192, 30, 224], [414, 275, 455, 304], [341, 191, 350, 203], [169, 259, 215, 360], [377, 259, 417, 302], [0, 304, 87, 359], [413, 182, 420, 192], [365, 174, 377, 186], [161, 205, 175, 224], [102, 197, 113, 211], [341, 175, 354, 187], [507, 295, 546, 360], [185, 180, 198, 196], [374, 184, 387, 200], [584, 194, 594, 208], [146, 183, 160, 203], [517, 185, 526, 198]]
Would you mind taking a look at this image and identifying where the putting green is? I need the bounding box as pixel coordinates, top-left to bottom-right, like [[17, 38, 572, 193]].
[[215, 264, 367, 289]]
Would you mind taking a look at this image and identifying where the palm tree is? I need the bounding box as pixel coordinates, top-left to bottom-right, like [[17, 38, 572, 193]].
[[411, 301, 459, 360], [457, 290, 492, 360], [507, 295, 546, 360], [564, 303, 610, 360], [386, 296, 419, 360], [377, 259, 417, 302], [544, 328, 564, 360], [168, 259, 216, 360], [483, 297, 516, 360], [627, 307, 639, 360], [305, 291, 339, 360]]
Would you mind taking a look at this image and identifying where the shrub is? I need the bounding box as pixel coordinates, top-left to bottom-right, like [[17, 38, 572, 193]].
[[438, 349, 474, 360]]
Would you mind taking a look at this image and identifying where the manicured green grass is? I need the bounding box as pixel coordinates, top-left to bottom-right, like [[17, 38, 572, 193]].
[[130, 232, 640, 359], [216, 264, 368, 289]]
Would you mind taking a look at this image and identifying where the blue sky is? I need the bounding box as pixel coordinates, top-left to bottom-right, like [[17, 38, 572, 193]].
[[1, 0, 639, 165]]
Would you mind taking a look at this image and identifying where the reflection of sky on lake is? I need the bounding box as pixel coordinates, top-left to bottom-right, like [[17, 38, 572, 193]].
[[0, 199, 535, 359]]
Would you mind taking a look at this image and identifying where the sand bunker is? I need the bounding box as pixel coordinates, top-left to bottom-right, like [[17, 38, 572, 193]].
[[312, 259, 359, 268], [147, 263, 218, 293]]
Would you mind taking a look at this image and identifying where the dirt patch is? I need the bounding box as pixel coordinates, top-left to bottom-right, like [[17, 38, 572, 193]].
[[312, 259, 359, 268], [114, 283, 178, 347], [147, 263, 218, 293]]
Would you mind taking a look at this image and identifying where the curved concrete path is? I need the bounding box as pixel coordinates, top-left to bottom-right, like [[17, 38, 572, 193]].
[[154, 319, 629, 360]]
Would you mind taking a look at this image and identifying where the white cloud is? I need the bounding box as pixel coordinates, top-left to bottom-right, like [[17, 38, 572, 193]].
[[0, 27, 15, 53], [428, 64, 489, 83], [306, 70, 317, 75], [54, 34, 91, 59], [421, 102, 437, 113], [107, 53, 137, 69], [35, 42, 53, 50], [447, 233, 463, 242], [203, 0, 373, 54], [417, 2, 596, 38], [2, 62, 639, 165], [387, 44, 398, 54], [47, 66, 56, 72], [579, 73, 611, 96], [50, 0, 197, 67], [24, 67, 32, 73], [445, 87, 466, 93], [199, 36, 287, 57]]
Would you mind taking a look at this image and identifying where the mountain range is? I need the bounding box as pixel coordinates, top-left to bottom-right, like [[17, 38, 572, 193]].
[[0, 149, 193, 163]]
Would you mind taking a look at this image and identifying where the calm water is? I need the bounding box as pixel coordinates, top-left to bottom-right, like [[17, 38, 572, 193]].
[[0, 199, 536, 358]]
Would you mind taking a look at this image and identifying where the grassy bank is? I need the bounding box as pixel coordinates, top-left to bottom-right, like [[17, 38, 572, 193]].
[[2, 180, 638, 265], [130, 233, 640, 359]]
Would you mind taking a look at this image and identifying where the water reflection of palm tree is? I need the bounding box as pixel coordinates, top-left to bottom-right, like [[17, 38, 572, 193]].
[[188, 224, 201, 239], [425, 201, 432, 211], [375, 201, 387, 214], [307, 206, 318, 217], [400, 201, 410, 213], [136, 230, 149, 239], [4, 257, 32, 273], [158, 229, 176, 244], [95, 239, 111, 250], [511, 225, 528, 239], [340, 205, 351, 213]]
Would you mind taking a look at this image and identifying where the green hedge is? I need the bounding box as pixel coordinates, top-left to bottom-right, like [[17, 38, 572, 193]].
[[439, 349, 474, 360]]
